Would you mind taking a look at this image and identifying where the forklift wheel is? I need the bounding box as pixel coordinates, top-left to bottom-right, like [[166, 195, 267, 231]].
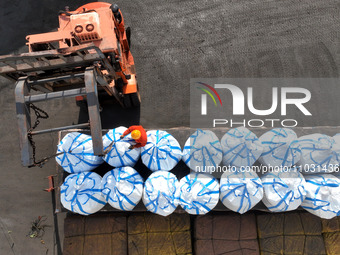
[[123, 92, 141, 108], [123, 94, 132, 108], [130, 92, 141, 107], [126, 27, 131, 47]]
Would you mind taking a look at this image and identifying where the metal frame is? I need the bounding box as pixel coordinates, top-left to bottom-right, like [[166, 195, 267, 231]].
[[1, 43, 134, 166], [15, 77, 32, 166], [0, 43, 116, 81], [14, 67, 104, 167], [85, 67, 104, 155]]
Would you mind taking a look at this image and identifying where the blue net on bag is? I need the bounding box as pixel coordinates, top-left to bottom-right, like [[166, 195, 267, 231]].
[[102, 167, 143, 211], [60, 172, 106, 215], [259, 128, 301, 167], [141, 130, 182, 171], [142, 171, 179, 216], [301, 174, 340, 219], [182, 129, 222, 173], [261, 168, 306, 212], [102, 127, 141, 167], [221, 127, 263, 167], [178, 172, 219, 215], [220, 169, 263, 214], [56, 132, 104, 173]]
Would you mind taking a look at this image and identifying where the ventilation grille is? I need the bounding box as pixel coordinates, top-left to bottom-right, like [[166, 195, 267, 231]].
[[78, 32, 100, 42]]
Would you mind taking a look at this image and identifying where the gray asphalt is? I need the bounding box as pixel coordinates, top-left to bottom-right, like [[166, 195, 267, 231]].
[[0, 0, 339, 254]]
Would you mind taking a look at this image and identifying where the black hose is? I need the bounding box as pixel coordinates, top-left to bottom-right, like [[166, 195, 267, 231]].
[[58, 9, 97, 16], [82, 9, 96, 13]]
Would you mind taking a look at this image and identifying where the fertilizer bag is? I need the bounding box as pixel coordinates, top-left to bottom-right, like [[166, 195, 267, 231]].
[[182, 129, 222, 173], [102, 167, 143, 211], [301, 174, 340, 219], [56, 132, 104, 173], [102, 126, 141, 168], [221, 127, 263, 167], [296, 134, 339, 173], [141, 130, 182, 171], [220, 169, 263, 214], [142, 171, 179, 216], [259, 128, 300, 167], [60, 172, 106, 215], [178, 173, 219, 215], [261, 168, 306, 212]]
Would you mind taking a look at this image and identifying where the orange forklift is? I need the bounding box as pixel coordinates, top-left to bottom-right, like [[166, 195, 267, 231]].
[[0, 2, 140, 166]]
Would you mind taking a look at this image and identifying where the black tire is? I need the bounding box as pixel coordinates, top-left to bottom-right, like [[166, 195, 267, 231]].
[[123, 94, 132, 108], [126, 27, 131, 47], [130, 92, 141, 107], [123, 92, 141, 108]]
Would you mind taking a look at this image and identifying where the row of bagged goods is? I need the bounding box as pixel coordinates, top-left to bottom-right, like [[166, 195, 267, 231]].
[[58, 126, 340, 219], [61, 167, 340, 219]]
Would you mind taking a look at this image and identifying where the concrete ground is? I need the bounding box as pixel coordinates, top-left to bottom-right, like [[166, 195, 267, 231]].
[[0, 0, 340, 254]]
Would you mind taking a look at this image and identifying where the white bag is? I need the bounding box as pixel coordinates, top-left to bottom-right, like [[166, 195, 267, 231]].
[[261, 169, 306, 212], [331, 133, 340, 166], [221, 127, 263, 167], [141, 130, 182, 171], [259, 128, 300, 167], [182, 129, 222, 173], [296, 134, 338, 173], [220, 169, 263, 214], [301, 174, 340, 219], [102, 127, 141, 167], [142, 171, 179, 216], [60, 172, 106, 215], [56, 132, 104, 173], [178, 173, 219, 215], [102, 167, 143, 211]]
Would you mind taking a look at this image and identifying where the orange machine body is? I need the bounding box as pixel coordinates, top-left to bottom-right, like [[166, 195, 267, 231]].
[[26, 2, 137, 94]]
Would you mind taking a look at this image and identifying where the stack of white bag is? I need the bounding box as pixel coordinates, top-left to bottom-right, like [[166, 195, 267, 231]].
[[221, 127, 263, 167], [182, 129, 222, 173], [261, 168, 306, 212], [333, 134, 340, 158], [142, 171, 179, 216], [102, 167, 143, 211], [178, 173, 219, 215], [296, 133, 340, 173], [60, 172, 106, 215], [301, 174, 340, 219], [220, 169, 263, 214], [102, 127, 141, 167], [141, 130, 182, 171], [259, 128, 301, 167], [56, 132, 104, 173]]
